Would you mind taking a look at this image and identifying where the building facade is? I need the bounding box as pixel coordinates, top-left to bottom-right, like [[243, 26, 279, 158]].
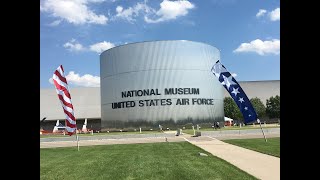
[[100, 40, 224, 130], [40, 80, 279, 131], [40, 41, 280, 131]]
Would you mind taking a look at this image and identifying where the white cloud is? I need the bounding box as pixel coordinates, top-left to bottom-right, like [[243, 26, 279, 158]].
[[63, 39, 115, 53], [256, 9, 266, 18], [256, 7, 280, 21], [231, 73, 237, 77], [49, 78, 54, 84], [115, 2, 153, 22], [116, 6, 123, 13], [49, 71, 100, 87], [233, 39, 280, 55], [112, 0, 195, 23], [65, 71, 100, 87], [87, 0, 106, 2], [269, 8, 280, 21], [40, 0, 108, 25], [89, 41, 115, 53], [145, 0, 195, 23], [63, 39, 86, 52]]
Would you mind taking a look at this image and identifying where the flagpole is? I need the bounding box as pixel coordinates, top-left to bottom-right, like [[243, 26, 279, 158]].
[[257, 119, 267, 142], [76, 129, 79, 151]]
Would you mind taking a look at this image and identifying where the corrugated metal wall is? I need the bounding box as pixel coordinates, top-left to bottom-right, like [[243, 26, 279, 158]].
[[100, 40, 224, 129]]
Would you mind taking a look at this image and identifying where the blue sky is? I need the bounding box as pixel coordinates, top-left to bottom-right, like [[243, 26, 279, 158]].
[[40, 0, 280, 88]]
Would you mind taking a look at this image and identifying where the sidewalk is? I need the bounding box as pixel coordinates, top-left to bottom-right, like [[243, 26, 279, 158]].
[[40, 136, 185, 148], [184, 135, 280, 180]]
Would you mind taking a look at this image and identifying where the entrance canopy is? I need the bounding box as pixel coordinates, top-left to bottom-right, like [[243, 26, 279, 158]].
[[224, 117, 233, 121]]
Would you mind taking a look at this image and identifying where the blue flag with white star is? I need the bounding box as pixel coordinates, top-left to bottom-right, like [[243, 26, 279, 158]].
[[211, 60, 258, 124]]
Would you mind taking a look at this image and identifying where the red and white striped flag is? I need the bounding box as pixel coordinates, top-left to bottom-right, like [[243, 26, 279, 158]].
[[52, 65, 76, 136]]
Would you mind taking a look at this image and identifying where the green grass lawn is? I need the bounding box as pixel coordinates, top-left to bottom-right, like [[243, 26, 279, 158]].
[[223, 137, 280, 157], [41, 142, 257, 180]]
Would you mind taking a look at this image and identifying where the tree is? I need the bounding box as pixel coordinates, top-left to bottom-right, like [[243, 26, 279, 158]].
[[223, 97, 242, 120], [266, 95, 280, 118], [250, 97, 266, 118]]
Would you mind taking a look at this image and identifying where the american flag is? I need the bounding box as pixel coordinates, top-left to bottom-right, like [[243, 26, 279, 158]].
[[52, 65, 77, 136], [211, 60, 258, 124]]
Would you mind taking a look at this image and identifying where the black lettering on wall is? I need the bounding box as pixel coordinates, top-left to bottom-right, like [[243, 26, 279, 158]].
[[143, 89, 150, 96], [149, 99, 156, 106], [161, 99, 166, 106], [164, 88, 177, 95], [116, 88, 211, 109], [193, 88, 199, 95], [139, 100, 144, 107], [164, 88, 200, 95], [176, 99, 182, 105], [111, 101, 136, 109], [137, 90, 143, 96], [183, 98, 190, 105], [176, 98, 190, 105], [166, 99, 172, 105], [184, 88, 189, 94], [144, 99, 150, 106]]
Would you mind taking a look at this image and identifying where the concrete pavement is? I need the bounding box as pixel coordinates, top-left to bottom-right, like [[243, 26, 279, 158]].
[[184, 135, 280, 180], [40, 136, 185, 148]]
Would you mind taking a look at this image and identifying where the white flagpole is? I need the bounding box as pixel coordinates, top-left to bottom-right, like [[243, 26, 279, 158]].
[[76, 129, 79, 151], [257, 119, 267, 142]]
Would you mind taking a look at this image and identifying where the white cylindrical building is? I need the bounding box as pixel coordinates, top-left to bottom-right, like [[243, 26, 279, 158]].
[[100, 40, 224, 130]]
